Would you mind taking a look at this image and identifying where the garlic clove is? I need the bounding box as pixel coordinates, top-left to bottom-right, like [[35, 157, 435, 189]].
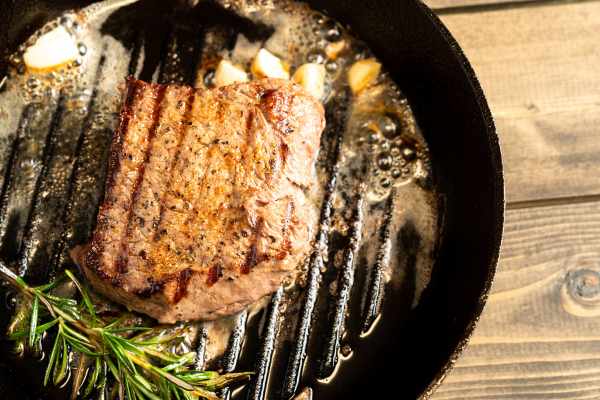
[[251, 48, 290, 80], [23, 26, 79, 72], [325, 40, 346, 60], [347, 58, 381, 94], [214, 60, 249, 87], [292, 63, 326, 100]]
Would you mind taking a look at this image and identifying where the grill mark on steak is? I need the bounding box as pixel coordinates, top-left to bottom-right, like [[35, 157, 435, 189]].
[[276, 199, 295, 261], [174, 268, 193, 303], [206, 264, 223, 286], [241, 217, 266, 274], [134, 267, 193, 301], [116, 85, 167, 275], [280, 141, 289, 166], [153, 91, 196, 241]]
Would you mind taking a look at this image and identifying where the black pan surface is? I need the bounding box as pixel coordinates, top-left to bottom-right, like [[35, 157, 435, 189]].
[[0, 0, 504, 398]]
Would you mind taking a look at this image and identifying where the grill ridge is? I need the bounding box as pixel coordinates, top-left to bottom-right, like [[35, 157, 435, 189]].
[[245, 287, 283, 400], [317, 192, 364, 379], [361, 190, 395, 334], [194, 324, 209, 370], [17, 93, 66, 278], [128, 32, 145, 78], [221, 310, 249, 400], [0, 105, 34, 244]]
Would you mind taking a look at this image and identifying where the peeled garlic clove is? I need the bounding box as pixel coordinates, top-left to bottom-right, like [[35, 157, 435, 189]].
[[214, 60, 248, 87], [251, 48, 290, 80], [347, 58, 381, 94], [293, 63, 326, 100], [23, 26, 79, 72], [325, 40, 346, 60]]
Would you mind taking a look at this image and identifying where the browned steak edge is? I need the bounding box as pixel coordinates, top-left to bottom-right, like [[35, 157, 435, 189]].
[[85, 77, 139, 283]]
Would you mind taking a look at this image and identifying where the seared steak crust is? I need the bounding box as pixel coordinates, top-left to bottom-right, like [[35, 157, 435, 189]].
[[79, 78, 325, 323]]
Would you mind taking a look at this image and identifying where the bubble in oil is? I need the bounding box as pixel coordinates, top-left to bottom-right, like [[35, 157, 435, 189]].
[[306, 48, 326, 64], [380, 114, 402, 139], [402, 145, 416, 161], [313, 13, 326, 25], [204, 69, 216, 87], [27, 77, 40, 89], [60, 15, 74, 29], [367, 131, 379, 144], [325, 60, 338, 73], [78, 43, 87, 55], [377, 152, 392, 171], [4, 291, 16, 311], [321, 20, 342, 42], [341, 344, 352, 357]]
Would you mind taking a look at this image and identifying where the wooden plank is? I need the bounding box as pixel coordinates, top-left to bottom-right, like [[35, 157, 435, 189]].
[[424, 0, 532, 9], [432, 200, 600, 399], [438, 1, 600, 203]]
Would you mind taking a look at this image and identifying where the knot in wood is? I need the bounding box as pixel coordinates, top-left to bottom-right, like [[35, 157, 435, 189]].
[[567, 269, 600, 300], [561, 268, 600, 317]]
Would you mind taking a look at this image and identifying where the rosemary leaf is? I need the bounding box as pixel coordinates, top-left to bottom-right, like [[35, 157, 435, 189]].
[[44, 332, 61, 386], [53, 336, 69, 385], [65, 270, 97, 322], [83, 356, 101, 397], [131, 375, 162, 400], [106, 326, 151, 333], [10, 318, 59, 340], [105, 356, 121, 383], [163, 352, 196, 372], [61, 322, 92, 345], [28, 296, 39, 349]]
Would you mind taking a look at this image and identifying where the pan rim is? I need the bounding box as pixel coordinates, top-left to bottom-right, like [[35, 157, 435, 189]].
[[414, 2, 505, 399]]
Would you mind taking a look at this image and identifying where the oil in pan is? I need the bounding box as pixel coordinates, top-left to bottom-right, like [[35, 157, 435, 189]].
[[0, 0, 439, 399]]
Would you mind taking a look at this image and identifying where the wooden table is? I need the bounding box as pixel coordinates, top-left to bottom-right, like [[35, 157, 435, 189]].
[[421, 0, 600, 398]]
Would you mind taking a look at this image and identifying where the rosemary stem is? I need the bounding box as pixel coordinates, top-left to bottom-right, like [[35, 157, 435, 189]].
[[0, 264, 251, 399], [0, 262, 31, 296]]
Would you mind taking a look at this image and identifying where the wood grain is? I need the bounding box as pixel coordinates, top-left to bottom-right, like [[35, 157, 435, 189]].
[[432, 200, 600, 399], [438, 1, 600, 203]]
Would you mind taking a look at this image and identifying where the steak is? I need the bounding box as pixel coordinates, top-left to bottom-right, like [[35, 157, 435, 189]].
[[75, 78, 325, 323]]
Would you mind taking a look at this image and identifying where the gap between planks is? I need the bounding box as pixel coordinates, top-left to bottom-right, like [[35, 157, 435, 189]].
[[425, 0, 600, 14]]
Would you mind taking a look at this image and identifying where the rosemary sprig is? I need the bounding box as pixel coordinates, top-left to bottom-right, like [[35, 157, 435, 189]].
[[0, 263, 251, 399]]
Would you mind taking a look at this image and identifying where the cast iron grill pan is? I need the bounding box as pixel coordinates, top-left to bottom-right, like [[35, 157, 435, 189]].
[[0, 1, 504, 399]]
